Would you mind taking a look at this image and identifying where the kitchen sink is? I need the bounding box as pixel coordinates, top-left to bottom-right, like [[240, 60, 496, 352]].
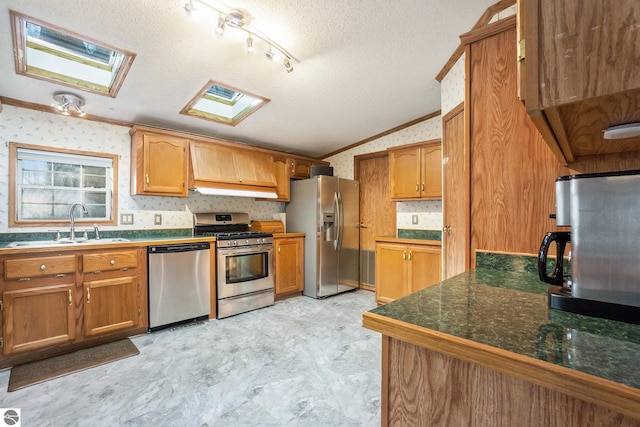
[[7, 238, 131, 248]]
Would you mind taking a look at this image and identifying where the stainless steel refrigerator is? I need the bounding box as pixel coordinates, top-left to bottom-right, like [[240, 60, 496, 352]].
[[286, 176, 359, 298]]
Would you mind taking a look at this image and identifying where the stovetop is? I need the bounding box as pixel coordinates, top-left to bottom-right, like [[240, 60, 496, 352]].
[[193, 212, 273, 245]]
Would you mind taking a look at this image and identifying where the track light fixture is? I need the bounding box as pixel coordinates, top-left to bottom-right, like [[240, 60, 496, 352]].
[[183, 1, 297, 73], [53, 92, 86, 117], [246, 35, 255, 54]]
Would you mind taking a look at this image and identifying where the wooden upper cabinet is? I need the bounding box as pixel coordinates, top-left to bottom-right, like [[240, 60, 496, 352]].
[[388, 140, 442, 200], [130, 126, 189, 197], [518, 0, 640, 165], [190, 141, 277, 191], [290, 158, 312, 179]]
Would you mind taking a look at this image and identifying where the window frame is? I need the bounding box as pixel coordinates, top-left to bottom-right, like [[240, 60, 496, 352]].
[[9, 142, 118, 228], [10, 10, 136, 98]]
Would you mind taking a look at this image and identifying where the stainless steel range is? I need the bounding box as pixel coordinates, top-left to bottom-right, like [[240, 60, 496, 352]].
[[194, 212, 274, 319]]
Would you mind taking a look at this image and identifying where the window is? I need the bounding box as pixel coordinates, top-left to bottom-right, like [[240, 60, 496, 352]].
[[9, 143, 118, 227], [180, 80, 269, 126], [10, 10, 136, 97]]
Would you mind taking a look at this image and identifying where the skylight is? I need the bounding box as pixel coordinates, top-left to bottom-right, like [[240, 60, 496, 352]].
[[181, 80, 269, 126], [10, 10, 136, 97]]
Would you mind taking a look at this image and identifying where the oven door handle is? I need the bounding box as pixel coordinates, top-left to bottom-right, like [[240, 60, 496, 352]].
[[217, 244, 273, 255]]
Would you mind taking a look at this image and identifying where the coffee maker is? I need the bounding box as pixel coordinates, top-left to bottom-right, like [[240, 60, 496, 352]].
[[538, 170, 640, 324]]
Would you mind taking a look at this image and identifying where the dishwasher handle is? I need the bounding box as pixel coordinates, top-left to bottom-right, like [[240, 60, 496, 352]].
[[148, 242, 210, 254]]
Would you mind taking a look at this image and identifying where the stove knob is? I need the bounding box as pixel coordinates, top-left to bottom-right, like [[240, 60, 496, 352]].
[[232, 240, 237, 246]]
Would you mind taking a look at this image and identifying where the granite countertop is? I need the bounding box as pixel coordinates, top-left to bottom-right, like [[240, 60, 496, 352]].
[[364, 265, 640, 392]]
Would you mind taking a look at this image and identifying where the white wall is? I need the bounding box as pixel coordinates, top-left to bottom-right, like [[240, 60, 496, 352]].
[[0, 105, 284, 233]]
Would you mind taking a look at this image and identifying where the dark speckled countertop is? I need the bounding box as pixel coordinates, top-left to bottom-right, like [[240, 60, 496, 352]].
[[367, 266, 640, 391]]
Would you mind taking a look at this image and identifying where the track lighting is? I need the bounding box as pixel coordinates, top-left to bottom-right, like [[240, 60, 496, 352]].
[[216, 13, 225, 36], [265, 46, 280, 62], [182, 1, 297, 73], [283, 56, 293, 73], [53, 92, 86, 117], [183, 0, 198, 16], [246, 35, 255, 54]]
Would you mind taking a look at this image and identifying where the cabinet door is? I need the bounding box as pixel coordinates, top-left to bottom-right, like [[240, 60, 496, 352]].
[[3, 284, 75, 355], [290, 159, 312, 179], [84, 275, 138, 336], [142, 133, 188, 196], [408, 245, 442, 294], [233, 150, 277, 187], [420, 144, 442, 199], [375, 243, 407, 304], [275, 237, 304, 295], [389, 148, 421, 199]]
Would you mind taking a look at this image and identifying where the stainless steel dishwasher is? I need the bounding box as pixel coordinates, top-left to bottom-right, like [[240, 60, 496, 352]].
[[148, 242, 211, 331]]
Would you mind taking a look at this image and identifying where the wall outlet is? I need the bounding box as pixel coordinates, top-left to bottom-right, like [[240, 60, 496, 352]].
[[412, 215, 419, 225], [154, 213, 163, 225], [120, 213, 134, 225]]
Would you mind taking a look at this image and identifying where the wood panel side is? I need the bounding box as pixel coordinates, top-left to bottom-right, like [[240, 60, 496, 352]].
[[468, 24, 569, 263], [384, 338, 640, 426]]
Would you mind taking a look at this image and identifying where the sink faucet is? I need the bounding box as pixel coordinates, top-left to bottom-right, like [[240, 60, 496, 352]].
[[69, 203, 88, 240]]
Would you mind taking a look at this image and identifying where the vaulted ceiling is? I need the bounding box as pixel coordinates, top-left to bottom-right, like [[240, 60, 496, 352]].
[[0, 0, 501, 157]]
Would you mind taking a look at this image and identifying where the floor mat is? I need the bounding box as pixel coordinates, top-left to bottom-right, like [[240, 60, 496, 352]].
[[8, 339, 139, 392]]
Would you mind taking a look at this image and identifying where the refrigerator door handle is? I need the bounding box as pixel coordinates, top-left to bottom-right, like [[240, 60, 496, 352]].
[[336, 191, 344, 250]]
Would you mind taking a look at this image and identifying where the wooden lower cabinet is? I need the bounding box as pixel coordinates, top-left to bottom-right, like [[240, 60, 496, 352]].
[[375, 241, 441, 305], [3, 283, 76, 354], [0, 247, 147, 368], [274, 236, 304, 299], [83, 275, 138, 336]]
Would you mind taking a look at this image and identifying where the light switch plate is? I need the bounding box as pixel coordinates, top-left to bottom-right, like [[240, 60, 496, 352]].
[[154, 214, 162, 225], [412, 215, 418, 225]]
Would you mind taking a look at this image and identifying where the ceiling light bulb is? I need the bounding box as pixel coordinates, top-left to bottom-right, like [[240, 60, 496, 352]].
[[265, 46, 280, 62], [216, 14, 225, 36], [184, 0, 198, 15], [246, 35, 255, 54], [283, 56, 294, 73]]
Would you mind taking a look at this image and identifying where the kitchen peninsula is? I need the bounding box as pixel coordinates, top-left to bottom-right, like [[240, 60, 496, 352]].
[[363, 252, 640, 426]]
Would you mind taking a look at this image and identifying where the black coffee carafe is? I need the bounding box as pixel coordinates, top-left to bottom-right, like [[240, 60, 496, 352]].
[[537, 231, 571, 286]]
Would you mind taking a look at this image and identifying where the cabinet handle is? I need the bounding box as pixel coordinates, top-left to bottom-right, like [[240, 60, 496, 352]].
[[402, 250, 406, 260], [421, 183, 425, 192], [110, 259, 115, 265], [415, 184, 419, 192], [40, 264, 46, 271], [145, 174, 149, 185], [408, 250, 412, 261], [68, 289, 72, 305], [86, 288, 91, 303], [278, 246, 281, 254]]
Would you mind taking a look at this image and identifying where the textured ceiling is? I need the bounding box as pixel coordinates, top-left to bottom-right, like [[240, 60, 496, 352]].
[[0, 0, 498, 157]]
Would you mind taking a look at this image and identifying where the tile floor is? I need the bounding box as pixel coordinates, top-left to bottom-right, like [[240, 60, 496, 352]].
[[0, 290, 381, 426]]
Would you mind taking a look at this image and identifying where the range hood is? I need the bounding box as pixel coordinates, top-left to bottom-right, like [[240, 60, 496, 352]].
[[189, 141, 278, 199], [193, 187, 277, 198]]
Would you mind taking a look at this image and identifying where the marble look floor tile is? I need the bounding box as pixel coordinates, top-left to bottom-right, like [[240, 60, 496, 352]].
[[0, 290, 380, 426]]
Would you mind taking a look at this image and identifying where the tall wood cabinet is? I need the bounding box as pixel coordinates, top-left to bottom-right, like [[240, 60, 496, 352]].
[[375, 239, 441, 305], [388, 140, 442, 200], [462, 16, 568, 266], [518, 0, 640, 165], [130, 126, 189, 197]]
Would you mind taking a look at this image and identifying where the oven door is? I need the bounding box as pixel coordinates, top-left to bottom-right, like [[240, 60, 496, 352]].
[[217, 243, 274, 299]]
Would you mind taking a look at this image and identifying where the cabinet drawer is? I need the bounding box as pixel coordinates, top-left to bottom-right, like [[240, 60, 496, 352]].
[[83, 251, 138, 273], [4, 255, 77, 280]]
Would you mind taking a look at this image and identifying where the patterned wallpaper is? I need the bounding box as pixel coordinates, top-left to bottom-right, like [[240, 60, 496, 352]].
[[0, 105, 284, 233]]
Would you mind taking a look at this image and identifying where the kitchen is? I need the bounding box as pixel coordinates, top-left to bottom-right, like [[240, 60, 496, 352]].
[[1, 0, 640, 425]]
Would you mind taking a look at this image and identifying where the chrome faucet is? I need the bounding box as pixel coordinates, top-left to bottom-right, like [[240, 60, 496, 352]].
[[69, 203, 88, 240]]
